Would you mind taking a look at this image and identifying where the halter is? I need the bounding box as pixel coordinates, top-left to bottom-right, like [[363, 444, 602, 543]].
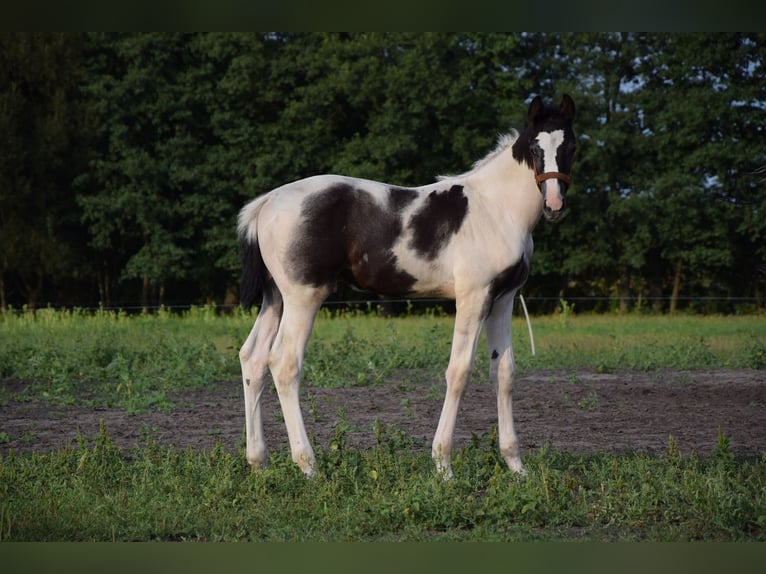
[[533, 157, 572, 192]]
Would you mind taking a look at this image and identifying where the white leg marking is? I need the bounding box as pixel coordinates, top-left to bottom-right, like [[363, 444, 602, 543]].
[[485, 292, 526, 475], [432, 290, 487, 479]]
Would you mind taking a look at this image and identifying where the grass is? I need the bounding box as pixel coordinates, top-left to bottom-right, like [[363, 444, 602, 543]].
[[0, 422, 763, 541], [0, 306, 239, 412], [1, 306, 763, 413], [1, 306, 765, 541]]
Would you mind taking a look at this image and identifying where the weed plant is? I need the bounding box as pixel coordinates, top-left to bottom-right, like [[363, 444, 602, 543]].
[[0, 307, 240, 412], [0, 422, 763, 541], [1, 308, 765, 413]]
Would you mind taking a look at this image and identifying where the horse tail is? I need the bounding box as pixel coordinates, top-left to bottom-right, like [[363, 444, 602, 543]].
[[238, 196, 269, 311]]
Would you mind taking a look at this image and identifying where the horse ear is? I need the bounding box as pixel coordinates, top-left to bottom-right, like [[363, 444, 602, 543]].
[[527, 95, 544, 123], [560, 94, 576, 120]]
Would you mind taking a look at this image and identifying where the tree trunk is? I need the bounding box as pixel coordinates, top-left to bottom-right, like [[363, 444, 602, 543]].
[[98, 267, 112, 308], [670, 259, 683, 314], [619, 266, 631, 313], [25, 272, 43, 310], [651, 283, 663, 312], [141, 275, 150, 310], [223, 284, 238, 308]]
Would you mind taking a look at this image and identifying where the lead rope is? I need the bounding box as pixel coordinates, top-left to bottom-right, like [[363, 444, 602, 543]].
[[519, 293, 536, 356]]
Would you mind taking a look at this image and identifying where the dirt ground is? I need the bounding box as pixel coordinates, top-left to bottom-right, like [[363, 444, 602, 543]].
[[2, 368, 765, 459]]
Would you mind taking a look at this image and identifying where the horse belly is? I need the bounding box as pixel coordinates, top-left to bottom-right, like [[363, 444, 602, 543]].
[[343, 245, 417, 297], [349, 254, 454, 298]]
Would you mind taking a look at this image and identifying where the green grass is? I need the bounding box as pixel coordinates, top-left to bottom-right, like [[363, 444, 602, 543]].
[[0, 306, 240, 412], [1, 306, 763, 412], [1, 422, 764, 541], [2, 306, 765, 541]]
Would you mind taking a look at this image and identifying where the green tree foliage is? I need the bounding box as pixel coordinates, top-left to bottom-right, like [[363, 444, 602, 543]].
[[522, 32, 766, 312], [1, 33, 764, 311], [77, 33, 225, 307], [612, 33, 766, 312], [0, 33, 90, 309]]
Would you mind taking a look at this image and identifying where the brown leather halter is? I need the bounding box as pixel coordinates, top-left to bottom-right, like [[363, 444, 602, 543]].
[[534, 170, 571, 190]]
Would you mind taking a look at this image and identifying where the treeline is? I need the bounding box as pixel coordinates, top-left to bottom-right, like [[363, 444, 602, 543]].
[[1, 33, 765, 313]]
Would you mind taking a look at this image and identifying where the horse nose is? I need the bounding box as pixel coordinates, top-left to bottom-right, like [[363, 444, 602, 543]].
[[544, 191, 564, 212], [542, 182, 566, 219], [543, 202, 566, 221]]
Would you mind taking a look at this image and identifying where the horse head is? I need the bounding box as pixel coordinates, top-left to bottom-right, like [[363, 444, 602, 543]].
[[514, 94, 577, 221]]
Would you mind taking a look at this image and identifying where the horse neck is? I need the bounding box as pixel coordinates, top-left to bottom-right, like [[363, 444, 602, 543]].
[[467, 148, 542, 232]]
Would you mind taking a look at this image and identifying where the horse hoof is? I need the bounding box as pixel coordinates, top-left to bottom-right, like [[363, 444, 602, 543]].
[[246, 450, 268, 469]]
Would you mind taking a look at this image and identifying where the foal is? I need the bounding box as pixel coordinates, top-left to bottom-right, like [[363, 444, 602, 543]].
[[238, 94, 576, 477]]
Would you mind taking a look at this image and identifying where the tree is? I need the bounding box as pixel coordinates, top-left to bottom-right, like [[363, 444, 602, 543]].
[[516, 33, 652, 311], [3, 33, 764, 310], [0, 33, 90, 309], [636, 33, 766, 311], [523, 33, 766, 313], [77, 33, 254, 307]]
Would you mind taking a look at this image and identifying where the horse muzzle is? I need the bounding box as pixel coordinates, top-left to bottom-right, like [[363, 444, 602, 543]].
[[542, 194, 566, 221], [536, 171, 570, 221], [540, 183, 567, 221]]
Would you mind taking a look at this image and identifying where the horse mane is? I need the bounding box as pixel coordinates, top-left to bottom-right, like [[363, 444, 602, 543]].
[[437, 129, 520, 182]]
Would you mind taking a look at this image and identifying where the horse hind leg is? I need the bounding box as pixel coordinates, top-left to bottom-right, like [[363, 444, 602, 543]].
[[239, 286, 283, 469], [268, 290, 326, 477]]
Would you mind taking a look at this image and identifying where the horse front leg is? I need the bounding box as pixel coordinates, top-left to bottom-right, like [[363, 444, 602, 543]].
[[484, 292, 526, 475], [432, 290, 487, 479]]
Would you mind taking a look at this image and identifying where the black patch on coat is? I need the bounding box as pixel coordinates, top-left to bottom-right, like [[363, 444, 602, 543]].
[[408, 185, 468, 260], [483, 255, 530, 317], [388, 186, 418, 212], [288, 183, 417, 296], [556, 137, 577, 180]]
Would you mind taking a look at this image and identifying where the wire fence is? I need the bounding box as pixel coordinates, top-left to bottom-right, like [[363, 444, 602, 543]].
[[3, 295, 764, 316]]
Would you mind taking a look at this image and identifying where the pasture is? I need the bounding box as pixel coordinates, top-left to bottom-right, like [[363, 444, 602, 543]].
[[0, 306, 765, 541]]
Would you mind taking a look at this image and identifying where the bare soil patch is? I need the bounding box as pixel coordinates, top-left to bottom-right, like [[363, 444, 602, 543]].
[[2, 369, 765, 458]]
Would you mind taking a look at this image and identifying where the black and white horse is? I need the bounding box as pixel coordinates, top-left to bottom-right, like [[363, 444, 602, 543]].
[[238, 94, 576, 478]]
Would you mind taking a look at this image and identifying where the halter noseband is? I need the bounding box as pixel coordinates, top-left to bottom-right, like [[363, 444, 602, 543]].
[[534, 171, 571, 190], [532, 155, 572, 191]]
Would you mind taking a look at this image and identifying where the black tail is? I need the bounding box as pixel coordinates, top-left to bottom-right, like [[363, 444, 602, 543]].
[[239, 235, 266, 311]]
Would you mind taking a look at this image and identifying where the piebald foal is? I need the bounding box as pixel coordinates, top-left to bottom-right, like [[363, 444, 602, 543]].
[[238, 94, 576, 477]]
